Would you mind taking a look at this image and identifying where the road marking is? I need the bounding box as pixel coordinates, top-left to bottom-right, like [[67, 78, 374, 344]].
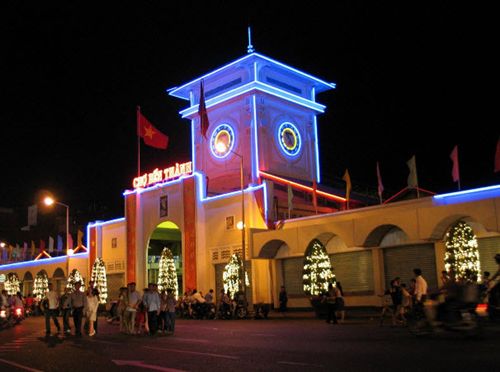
[[0, 358, 44, 372], [251, 333, 276, 337], [112, 360, 186, 372], [144, 346, 239, 360], [278, 361, 324, 368], [172, 337, 209, 343]]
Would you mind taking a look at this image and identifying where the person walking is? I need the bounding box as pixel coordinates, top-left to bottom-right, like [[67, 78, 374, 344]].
[[143, 283, 161, 336], [279, 285, 288, 315], [413, 268, 428, 304], [165, 288, 177, 334], [70, 281, 86, 337], [85, 288, 99, 336], [44, 283, 61, 336], [60, 287, 72, 334], [335, 282, 345, 323], [124, 282, 141, 335]]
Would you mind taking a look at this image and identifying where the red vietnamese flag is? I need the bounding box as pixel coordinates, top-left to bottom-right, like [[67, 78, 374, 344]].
[[137, 108, 169, 149], [450, 145, 460, 182], [198, 80, 209, 139]]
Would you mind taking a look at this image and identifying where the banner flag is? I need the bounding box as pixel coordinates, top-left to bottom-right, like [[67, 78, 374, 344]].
[[495, 138, 500, 173], [287, 184, 294, 216], [137, 108, 169, 149], [342, 169, 352, 202], [199, 80, 210, 139], [48, 236, 54, 253], [57, 235, 63, 252], [407, 155, 419, 188], [376, 161, 384, 203], [450, 145, 460, 183]]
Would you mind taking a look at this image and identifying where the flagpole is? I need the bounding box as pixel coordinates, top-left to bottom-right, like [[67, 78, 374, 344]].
[[137, 106, 141, 178]]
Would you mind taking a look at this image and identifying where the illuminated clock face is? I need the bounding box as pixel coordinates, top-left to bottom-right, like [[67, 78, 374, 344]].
[[210, 123, 235, 158], [278, 122, 301, 156]]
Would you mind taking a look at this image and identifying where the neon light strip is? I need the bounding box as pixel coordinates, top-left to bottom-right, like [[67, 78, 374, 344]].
[[191, 120, 196, 171], [259, 171, 346, 202], [433, 185, 500, 199], [252, 93, 259, 182], [123, 174, 193, 196], [0, 252, 88, 270], [313, 114, 320, 183], [35, 251, 52, 260], [168, 52, 335, 99], [179, 81, 326, 118], [88, 217, 126, 228], [201, 183, 265, 203]]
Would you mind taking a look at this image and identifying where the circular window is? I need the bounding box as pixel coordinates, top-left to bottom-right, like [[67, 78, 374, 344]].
[[210, 123, 235, 158], [278, 122, 301, 156]]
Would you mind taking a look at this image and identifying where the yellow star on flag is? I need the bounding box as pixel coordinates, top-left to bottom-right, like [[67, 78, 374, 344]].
[[144, 125, 156, 139]]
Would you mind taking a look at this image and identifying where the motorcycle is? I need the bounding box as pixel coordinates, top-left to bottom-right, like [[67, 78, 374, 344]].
[[11, 306, 24, 325], [407, 285, 483, 337], [0, 308, 13, 329]]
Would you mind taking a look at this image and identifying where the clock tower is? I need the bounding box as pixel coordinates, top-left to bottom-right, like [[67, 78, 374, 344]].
[[168, 52, 335, 195]]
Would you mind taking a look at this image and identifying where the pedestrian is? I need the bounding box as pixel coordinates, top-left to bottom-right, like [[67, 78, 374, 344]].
[[413, 268, 428, 304], [323, 283, 339, 324], [117, 287, 129, 333], [390, 277, 403, 326], [44, 283, 61, 336], [85, 288, 99, 336], [60, 287, 72, 334], [279, 285, 288, 314], [335, 282, 345, 323], [378, 287, 393, 326], [124, 282, 141, 335], [143, 283, 161, 336], [165, 288, 177, 334], [70, 281, 86, 337], [85, 280, 99, 335]]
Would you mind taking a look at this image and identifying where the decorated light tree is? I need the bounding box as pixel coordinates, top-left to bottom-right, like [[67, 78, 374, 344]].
[[444, 221, 481, 282], [5, 273, 21, 296], [90, 257, 108, 304], [303, 239, 335, 296], [223, 254, 244, 299], [67, 269, 85, 292], [33, 271, 48, 300], [157, 247, 178, 299]]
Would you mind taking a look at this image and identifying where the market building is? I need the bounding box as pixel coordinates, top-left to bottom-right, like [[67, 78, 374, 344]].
[[2, 50, 499, 310]]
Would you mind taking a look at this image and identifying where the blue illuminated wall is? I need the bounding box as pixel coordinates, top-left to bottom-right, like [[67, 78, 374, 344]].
[[169, 53, 335, 194]]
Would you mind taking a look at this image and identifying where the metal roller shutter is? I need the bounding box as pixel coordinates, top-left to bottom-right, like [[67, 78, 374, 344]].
[[214, 261, 253, 305], [383, 244, 437, 291], [106, 273, 125, 302], [478, 237, 500, 275], [282, 257, 304, 296], [330, 250, 374, 294]]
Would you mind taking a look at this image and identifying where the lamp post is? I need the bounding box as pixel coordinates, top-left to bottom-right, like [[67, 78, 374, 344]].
[[215, 142, 246, 301], [44, 196, 72, 277]]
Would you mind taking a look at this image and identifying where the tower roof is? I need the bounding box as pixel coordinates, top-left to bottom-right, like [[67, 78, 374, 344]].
[[167, 52, 335, 105]]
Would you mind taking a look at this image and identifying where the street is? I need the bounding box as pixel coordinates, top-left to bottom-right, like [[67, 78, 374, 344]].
[[1, 313, 499, 371]]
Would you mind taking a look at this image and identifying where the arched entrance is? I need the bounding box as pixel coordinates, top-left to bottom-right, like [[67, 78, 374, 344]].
[[147, 221, 182, 292]]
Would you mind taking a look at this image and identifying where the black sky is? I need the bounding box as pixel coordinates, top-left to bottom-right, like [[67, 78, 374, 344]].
[[1, 2, 498, 221]]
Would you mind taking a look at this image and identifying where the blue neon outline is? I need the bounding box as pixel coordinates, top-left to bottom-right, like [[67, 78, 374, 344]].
[[277, 122, 302, 157], [433, 185, 500, 201], [313, 115, 320, 183], [168, 52, 336, 100], [0, 252, 88, 271], [88, 218, 126, 228], [179, 81, 327, 118], [210, 124, 235, 159], [252, 94, 260, 183], [191, 120, 196, 171]]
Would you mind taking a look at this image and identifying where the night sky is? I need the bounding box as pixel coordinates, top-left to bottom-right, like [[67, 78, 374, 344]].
[[2, 2, 497, 222]]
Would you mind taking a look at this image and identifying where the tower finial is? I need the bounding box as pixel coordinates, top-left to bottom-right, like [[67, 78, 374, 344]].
[[247, 26, 254, 54]]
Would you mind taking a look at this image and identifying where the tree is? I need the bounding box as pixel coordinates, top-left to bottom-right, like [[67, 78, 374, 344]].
[[5, 273, 21, 296], [303, 239, 335, 296], [67, 269, 85, 293], [33, 271, 48, 300], [223, 254, 244, 299], [444, 221, 481, 282], [157, 247, 178, 299], [90, 257, 108, 304]]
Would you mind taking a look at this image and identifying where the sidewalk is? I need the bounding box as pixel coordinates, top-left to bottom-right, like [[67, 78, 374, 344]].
[[266, 306, 380, 321]]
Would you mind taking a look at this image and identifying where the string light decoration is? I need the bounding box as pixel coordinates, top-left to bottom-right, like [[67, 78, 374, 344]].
[[90, 257, 108, 304], [303, 239, 335, 296], [67, 269, 85, 292], [33, 271, 48, 300], [157, 247, 178, 299], [444, 221, 481, 282], [5, 273, 21, 296], [223, 254, 246, 299]]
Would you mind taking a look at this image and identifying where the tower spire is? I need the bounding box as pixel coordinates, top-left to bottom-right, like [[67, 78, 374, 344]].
[[247, 26, 254, 54]]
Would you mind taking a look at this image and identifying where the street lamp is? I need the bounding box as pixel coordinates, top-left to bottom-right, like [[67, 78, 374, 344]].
[[43, 196, 72, 256], [215, 142, 247, 301]]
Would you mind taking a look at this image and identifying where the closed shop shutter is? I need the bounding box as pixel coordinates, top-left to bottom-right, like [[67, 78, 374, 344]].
[[383, 244, 437, 290], [330, 250, 374, 295], [106, 273, 125, 302], [282, 257, 304, 296], [478, 237, 500, 275]]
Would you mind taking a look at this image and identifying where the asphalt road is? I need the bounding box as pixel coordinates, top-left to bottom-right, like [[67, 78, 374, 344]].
[[1, 313, 499, 371]]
